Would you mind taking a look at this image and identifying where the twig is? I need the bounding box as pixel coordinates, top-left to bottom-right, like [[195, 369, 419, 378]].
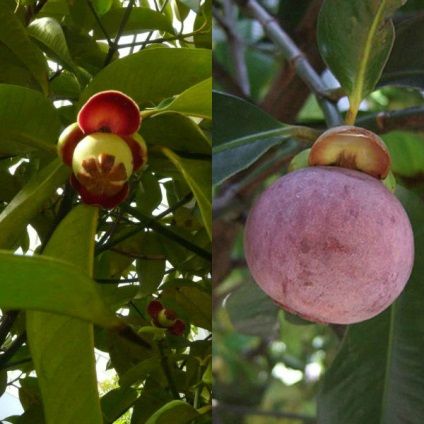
[[357, 107, 424, 134], [234, 0, 342, 127], [214, 1, 251, 96], [158, 340, 181, 400]]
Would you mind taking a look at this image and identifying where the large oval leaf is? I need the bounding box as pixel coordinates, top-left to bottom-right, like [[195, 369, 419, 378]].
[[161, 147, 211, 240], [212, 91, 293, 186], [27, 17, 80, 77], [317, 186, 424, 423], [79, 48, 211, 109], [162, 78, 212, 119], [0, 250, 120, 327], [317, 0, 406, 122], [380, 15, 424, 89], [0, 84, 61, 155], [92, 7, 174, 39], [0, 8, 48, 94], [0, 159, 69, 250], [27, 205, 103, 424]]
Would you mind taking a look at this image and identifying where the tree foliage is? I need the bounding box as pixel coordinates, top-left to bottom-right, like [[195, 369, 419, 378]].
[[213, 0, 424, 423], [0, 0, 211, 423]]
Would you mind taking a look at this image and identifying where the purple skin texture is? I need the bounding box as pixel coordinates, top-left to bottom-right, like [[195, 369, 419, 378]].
[[244, 167, 415, 324]]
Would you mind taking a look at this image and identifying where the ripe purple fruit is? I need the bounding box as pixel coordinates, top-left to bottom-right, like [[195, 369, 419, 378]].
[[244, 166, 414, 324]]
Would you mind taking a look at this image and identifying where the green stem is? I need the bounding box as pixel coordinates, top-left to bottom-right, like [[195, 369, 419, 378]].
[[212, 126, 321, 154], [158, 340, 181, 400], [85, 0, 113, 46], [97, 203, 211, 261]]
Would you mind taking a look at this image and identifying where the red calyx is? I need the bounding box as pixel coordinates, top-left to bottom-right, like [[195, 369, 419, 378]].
[[78, 90, 141, 135]]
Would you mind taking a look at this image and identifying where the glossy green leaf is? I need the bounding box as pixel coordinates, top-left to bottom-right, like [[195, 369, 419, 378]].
[[382, 131, 424, 178], [27, 17, 80, 76], [27, 205, 103, 424], [317, 186, 424, 423], [92, 0, 113, 15], [145, 400, 200, 424], [162, 280, 212, 331], [0, 250, 120, 327], [0, 159, 69, 249], [93, 7, 174, 39], [140, 112, 211, 155], [0, 8, 48, 94], [135, 171, 163, 215], [161, 147, 211, 240], [101, 386, 138, 423], [226, 278, 279, 338], [317, 0, 405, 120], [212, 91, 291, 186], [120, 357, 162, 388], [0, 84, 61, 155], [193, 0, 212, 49], [79, 48, 211, 109], [163, 78, 212, 119], [380, 16, 424, 88]]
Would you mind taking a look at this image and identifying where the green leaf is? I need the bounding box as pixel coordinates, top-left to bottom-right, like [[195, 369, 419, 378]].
[[382, 131, 424, 178], [145, 400, 200, 424], [93, 7, 174, 39], [119, 357, 162, 388], [317, 186, 424, 423], [380, 16, 424, 88], [27, 17, 80, 77], [0, 249, 120, 327], [79, 48, 211, 109], [0, 8, 48, 95], [140, 112, 211, 155], [92, 0, 113, 16], [212, 91, 291, 186], [0, 159, 69, 250], [317, 0, 406, 122], [0, 84, 61, 155], [162, 78, 212, 119], [27, 205, 104, 424], [162, 280, 212, 331], [101, 386, 138, 423], [226, 278, 279, 337], [161, 147, 211, 240]]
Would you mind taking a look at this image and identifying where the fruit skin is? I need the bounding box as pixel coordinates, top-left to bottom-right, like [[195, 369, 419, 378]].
[[244, 166, 414, 324]]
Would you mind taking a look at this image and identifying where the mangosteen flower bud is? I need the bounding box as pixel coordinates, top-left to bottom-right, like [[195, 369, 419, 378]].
[[147, 300, 186, 336], [57, 90, 148, 209]]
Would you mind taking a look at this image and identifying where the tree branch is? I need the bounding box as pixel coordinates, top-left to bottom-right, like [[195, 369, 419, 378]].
[[235, 0, 342, 126]]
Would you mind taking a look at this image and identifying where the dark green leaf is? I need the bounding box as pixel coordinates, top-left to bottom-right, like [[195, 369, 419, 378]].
[[0, 8, 48, 94], [0, 159, 69, 250], [101, 386, 138, 423], [226, 278, 279, 337], [381, 16, 424, 88], [317, 0, 406, 116], [212, 91, 290, 185], [317, 187, 424, 423]]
